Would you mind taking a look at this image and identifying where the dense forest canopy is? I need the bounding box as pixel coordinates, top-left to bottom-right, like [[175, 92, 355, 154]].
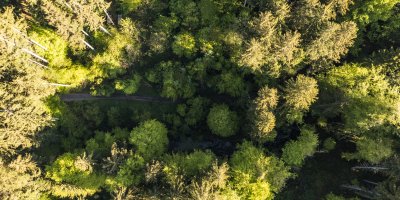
[[1, 0, 400, 199]]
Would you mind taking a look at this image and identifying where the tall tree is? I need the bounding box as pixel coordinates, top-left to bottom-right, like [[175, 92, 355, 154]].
[[240, 11, 304, 77], [230, 141, 292, 199], [306, 21, 358, 66], [46, 152, 106, 198], [207, 104, 239, 137], [281, 127, 319, 166], [317, 64, 400, 163], [129, 119, 169, 161], [35, 0, 110, 49], [0, 7, 55, 154], [282, 74, 319, 123], [250, 86, 279, 142], [0, 155, 50, 199]]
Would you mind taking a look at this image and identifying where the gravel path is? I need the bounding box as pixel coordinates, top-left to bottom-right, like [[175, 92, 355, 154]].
[[60, 93, 171, 103]]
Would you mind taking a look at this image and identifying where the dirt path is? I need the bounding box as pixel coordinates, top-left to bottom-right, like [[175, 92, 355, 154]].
[[60, 93, 171, 103]]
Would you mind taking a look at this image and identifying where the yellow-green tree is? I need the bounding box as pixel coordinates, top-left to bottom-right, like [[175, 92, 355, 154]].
[[35, 0, 110, 49], [0, 7, 55, 154], [250, 86, 279, 142], [283, 74, 319, 123], [230, 141, 292, 199]]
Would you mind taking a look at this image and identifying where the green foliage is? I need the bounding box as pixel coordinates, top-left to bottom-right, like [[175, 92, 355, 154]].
[[198, 0, 219, 25], [114, 154, 145, 187], [90, 84, 116, 97], [27, 27, 90, 86], [129, 119, 168, 160], [90, 18, 140, 85], [0, 155, 49, 199], [230, 141, 275, 199], [323, 137, 337, 152], [180, 97, 210, 126], [251, 86, 279, 142], [38, 0, 110, 49], [157, 61, 197, 100], [230, 141, 293, 195], [169, 0, 199, 27], [29, 27, 71, 68], [86, 131, 115, 155], [172, 32, 197, 57], [46, 153, 105, 198], [319, 64, 400, 132], [284, 75, 319, 111], [4, 1, 400, 199], [120, 0, 142, 14], [0, 7, 55, 154], [114, 74, 142, 95], [350, 0, 400, 27], [306, 21, 358, 65], [216, 71, 247, 97], [46, 65, 90, 87], [283, 75, 318, 124], [85, 128, 129, 157], [266, 156, 293, 193], [369, 49, 400, 86], [188, 162, 231, 200], [149, 15, 179, 53], [240, 11, 304, 77], [343, 137, 394, 164], [207, 104, 239, 137], [282, 127, 319, 166], [325, 193, 346, 200], [163, 150, 216, 190], [365, 7, 400, 48]]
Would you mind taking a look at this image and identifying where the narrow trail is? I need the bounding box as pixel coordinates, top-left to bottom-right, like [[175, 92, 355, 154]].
[[60, 93, 171, 103]]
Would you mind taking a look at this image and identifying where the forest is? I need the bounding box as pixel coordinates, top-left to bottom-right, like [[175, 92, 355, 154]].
[[1, 0, 400, 199]]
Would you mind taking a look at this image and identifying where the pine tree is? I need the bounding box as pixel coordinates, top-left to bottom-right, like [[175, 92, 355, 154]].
[[306, 21, 358, 66], [250, 87, 279, 142], [0, 7, 55, 154], [0, 155, 50, 199], [38, 0, 110, 49], [240, 11, 304, 77], [284, 74, 319, 111]]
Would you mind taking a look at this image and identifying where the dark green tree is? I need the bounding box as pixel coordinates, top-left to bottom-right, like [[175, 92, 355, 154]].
[[207, 104, 239, 137]]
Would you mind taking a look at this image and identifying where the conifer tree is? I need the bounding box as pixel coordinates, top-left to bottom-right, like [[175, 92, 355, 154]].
[[284, 74, 319, 111], [38, 0, 110, 49], [0, 7, 55, 154], [306, 21, 358, 65], [250, 87, 279, 142], [0, 155, 50, 199]]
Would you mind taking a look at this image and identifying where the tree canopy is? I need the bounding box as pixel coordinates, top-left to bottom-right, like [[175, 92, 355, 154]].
[[1, 0, 400, 199]]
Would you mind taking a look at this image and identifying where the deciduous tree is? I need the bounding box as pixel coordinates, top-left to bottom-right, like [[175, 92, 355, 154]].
[[207, 104, 239, 137], [129, 119, 168, 160]]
